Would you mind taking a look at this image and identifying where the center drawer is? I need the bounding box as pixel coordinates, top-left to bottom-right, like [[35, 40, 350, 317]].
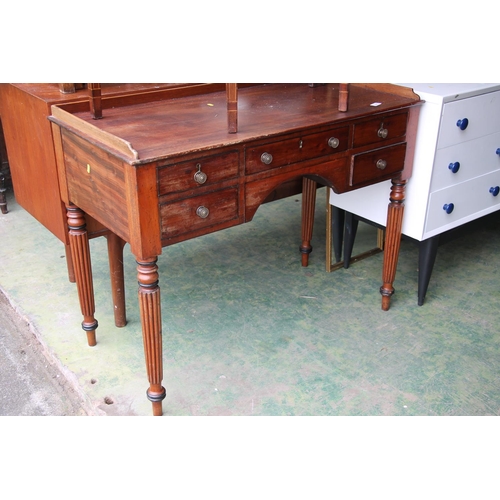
[[160, 187, 239, 239], [245, 126, 349, 175]]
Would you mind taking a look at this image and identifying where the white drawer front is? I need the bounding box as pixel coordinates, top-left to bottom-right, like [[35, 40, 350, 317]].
[[425, 170, 500, 233], [437, 91, 500, 149], [430, 131, 500, 192]]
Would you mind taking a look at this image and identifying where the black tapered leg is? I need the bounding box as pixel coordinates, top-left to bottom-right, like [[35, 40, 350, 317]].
[[343, 211, 359, 269], [331, 206, 345, 263], [418, 235, 440, 306]]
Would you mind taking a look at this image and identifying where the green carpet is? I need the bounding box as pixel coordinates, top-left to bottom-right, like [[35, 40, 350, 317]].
[[1, 187, 499, 416]]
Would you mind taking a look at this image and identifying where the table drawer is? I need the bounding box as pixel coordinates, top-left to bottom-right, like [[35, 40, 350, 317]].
[[350, 143, 407, 187], [352, 112, 408, 148], [158, 151, 239, 196], [437, 90, 500, 149], [430, 131, 500, 192], [160, 187, 239, 239], [245, 126, 349, 175], [425, 170, 500, 233]]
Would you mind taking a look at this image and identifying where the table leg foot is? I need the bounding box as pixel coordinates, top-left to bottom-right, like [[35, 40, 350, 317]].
[[380, 286, 394, 311], [82, 320, 98, 347]]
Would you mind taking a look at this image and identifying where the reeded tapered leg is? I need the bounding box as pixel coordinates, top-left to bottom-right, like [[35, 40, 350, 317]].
[[380, 178, 406, 311], [105, 232, 127, 327], [300, 177, 317, 267], [67, 205, 98, 346], [137, 258, 166, 416]]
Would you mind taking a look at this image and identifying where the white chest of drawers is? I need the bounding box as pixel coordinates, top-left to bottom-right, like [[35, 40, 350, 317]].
[[329, 83, 500, 304]]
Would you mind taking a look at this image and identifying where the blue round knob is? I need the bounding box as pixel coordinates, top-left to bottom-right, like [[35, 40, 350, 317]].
[[496, 148, 500, 155], [490, 186, 500, 197], [456, 118, 469, 130], [443, 203, 454, 214], [448, 162, 460, 173]]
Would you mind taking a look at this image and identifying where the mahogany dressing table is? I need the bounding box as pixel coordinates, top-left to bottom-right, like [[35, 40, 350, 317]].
[[49, 83, 421, 416]]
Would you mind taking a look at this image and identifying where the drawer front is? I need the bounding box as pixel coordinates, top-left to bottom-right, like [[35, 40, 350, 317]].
[[245, 126, 349, 175], [158, 151, 239, 196], [425, 170, 500, 232], [430, 131, 500, 192], [352, 112, 408, 148], [437, 90, 500, 149], [160, 187, 239, 239], [350, 143, 407, 187]]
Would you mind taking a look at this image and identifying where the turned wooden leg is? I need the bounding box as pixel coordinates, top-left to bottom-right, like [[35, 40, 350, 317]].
[[105, 232, 127, 327], [380, 178, 406, 311], [137, 258, 166, 416], [67, 205, 98, 346], [64, 243, 76, 283], [300, 177, 317, 267]]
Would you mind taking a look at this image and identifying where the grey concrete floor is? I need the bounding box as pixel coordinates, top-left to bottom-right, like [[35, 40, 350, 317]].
[[0, 290, 89, 416]]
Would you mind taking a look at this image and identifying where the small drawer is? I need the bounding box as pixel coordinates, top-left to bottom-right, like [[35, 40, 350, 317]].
[[430, 131, 500, 192], [350, 143, 407, 187], [353, 112, 408, 148], [160, 187, 239, 239], [158, 151, 239, 196], [437, 90, 500, 149], [245, 126, 349, 174]]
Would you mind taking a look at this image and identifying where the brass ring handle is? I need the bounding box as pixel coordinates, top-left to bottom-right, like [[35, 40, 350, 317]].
[[328, 137, 340, 148], [376, 159, 387, 170], [194, 163, 207, 185], [196, 206, 210, 219], [260, 152, 273, 165], [378, 127, 388, 139]]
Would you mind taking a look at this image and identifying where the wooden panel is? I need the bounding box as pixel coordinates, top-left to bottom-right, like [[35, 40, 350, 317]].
[[245, 126, 350, 175], [158, 150, 239, 196], [353, 112, 408, 148], [62, 129, 130, 242], [350, 143, 407, 187]]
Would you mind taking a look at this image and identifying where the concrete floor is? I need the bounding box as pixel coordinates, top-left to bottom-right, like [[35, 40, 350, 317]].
[[1, 186, 500, 417]]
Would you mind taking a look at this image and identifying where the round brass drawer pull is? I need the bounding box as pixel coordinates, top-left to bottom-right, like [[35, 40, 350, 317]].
[[377, 127, 388, 139], [260, 152, 273, 165], [194, 163, 207, 185], [376, 159, 387, 170], [196, 206, 210, 219], [328, 137, 340, 148]]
